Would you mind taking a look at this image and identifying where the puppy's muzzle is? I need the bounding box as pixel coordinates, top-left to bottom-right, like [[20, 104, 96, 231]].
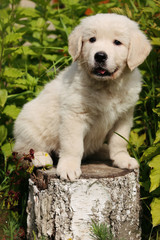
[[93, 51, 118, 77]]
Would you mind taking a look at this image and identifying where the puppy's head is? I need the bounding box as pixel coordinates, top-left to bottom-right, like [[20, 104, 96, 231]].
[[69, 13, 151, 80]]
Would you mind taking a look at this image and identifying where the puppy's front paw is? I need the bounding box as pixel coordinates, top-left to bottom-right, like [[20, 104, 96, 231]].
[[32, 152, 53, 167], [57, 158, 81, 181], [113, 152, 139, 169]]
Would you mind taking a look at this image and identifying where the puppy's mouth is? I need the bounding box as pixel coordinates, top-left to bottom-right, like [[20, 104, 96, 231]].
[[93, 67, 118, 77]]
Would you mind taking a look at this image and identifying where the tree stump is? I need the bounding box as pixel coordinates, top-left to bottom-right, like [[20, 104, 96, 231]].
[[27, 160, 141, 240]]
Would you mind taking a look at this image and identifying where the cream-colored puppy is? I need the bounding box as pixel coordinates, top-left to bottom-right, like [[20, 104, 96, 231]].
[[14, 13, 151, 180]]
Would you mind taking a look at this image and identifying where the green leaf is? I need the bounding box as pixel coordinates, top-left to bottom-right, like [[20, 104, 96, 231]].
[[110, 7, 125, 15], [10, 79, 28, 90], [0, 125, 8, 146], [154, 128, 160, 144], [151, 198, 160, 227], [30, 18, 46, 30], [61, 0, 79, 6], [17, 7, 40, 18], [140, 143, 160, 162], [142, 7, 157, 15], [0, 89, 8, 108], [149, 155, 160, 192], [151, 37, 160, 46], [0, 9, 9, 23], [43, 54, 58, 62], [11, 46, 37, 56], [5, 32, 24, 44], [129, 131, 146, 150], [26, 73, 38, 87], [3, 105, 21, 119], [1, 142, 13, 158], [153, 107, 160, 117], [3, 67, 24, 78]]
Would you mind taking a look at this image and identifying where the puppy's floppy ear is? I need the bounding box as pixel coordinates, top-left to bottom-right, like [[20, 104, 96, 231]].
[[127, 28, 152, 71], [68, 25, 83, 61]]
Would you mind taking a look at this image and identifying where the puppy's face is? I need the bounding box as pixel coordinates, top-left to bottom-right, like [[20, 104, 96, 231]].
[[69, 14, 151, 80], [81, 25, 129, 80]]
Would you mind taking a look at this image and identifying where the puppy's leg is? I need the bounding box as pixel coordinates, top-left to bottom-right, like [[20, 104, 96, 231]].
[[57, 114, 87, 181], [108, 109, 139, 169]]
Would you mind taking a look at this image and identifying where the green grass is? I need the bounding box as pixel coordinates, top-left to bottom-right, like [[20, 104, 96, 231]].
[[90, 220, 118, 240]]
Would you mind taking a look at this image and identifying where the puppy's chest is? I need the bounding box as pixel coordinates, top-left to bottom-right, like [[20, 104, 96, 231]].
[[83, 88, 136, 153], [89, 89, 133, 121]]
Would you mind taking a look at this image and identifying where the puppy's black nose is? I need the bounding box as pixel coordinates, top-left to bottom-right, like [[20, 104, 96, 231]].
[[94, 51, 107, 63]]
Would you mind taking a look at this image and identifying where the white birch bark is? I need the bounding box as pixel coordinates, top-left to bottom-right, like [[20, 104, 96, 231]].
[[27, 163, 141, 240]]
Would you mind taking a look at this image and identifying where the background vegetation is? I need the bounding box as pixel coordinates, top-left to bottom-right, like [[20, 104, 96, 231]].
[[0, 0, 160, 239]]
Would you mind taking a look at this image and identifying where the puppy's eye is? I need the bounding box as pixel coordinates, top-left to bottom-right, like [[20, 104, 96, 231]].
[[114, 40, 122, 46], [89, 37, 96, 43]]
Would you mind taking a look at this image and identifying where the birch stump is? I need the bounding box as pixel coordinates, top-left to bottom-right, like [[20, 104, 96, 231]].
[[27, 160, 141, 240]]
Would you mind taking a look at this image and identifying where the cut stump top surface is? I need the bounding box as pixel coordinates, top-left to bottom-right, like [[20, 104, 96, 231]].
[[34, 159, 134, 185], [81, 160, 133, 178]]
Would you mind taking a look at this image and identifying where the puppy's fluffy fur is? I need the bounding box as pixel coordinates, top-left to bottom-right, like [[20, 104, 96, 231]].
[[14, 14, 151, 180]]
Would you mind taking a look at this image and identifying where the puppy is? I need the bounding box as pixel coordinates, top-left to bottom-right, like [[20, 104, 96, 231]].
[[13, 13, 151, 180]]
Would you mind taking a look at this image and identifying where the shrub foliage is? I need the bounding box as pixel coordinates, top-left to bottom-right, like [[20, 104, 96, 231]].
[[0, 0, 160, 239]]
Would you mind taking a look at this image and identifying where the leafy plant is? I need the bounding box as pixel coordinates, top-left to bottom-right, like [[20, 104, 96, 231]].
[[119, 1, 160, 238], [109, 1, 160, 238], [2, 211, 25, 240], [0, 150, 35, 239]]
